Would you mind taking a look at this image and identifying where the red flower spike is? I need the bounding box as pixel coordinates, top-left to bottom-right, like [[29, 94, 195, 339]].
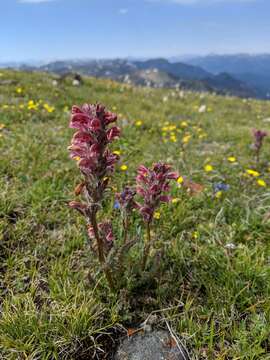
[[136, 162, 179, 223]]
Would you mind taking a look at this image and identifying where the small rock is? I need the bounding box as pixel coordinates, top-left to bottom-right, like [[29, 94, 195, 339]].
[[114, 329, 188, 360], [225, 243, 237, 250], [198, 104, 206, 113], [179, 91, 185, 98], [72, 79, 80, 86]]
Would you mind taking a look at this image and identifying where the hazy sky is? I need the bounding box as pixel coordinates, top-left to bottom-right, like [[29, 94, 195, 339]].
[[1, 0, 269, 61]]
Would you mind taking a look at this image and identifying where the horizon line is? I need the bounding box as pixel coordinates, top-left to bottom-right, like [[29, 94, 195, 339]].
[[1, 52, 270, 64]]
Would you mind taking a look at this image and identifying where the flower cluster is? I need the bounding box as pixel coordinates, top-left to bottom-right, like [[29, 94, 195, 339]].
[[213, 182, 230, 193], [252, 129, 267, 151], [252, 128, 267, 161], [136, 163, 178, 223], [69, 104, 120, 201], [116, 186, 136, 213]]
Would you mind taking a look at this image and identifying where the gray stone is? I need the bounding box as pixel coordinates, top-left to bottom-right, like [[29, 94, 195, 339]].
[[114, 329, 188, 360]]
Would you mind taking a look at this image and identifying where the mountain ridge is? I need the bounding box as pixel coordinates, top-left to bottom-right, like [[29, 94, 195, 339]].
[[1, 55, 268, 99]]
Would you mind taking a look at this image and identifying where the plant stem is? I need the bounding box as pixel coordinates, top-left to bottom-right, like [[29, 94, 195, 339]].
[[256, 150, 260, 165], [123, 216, 129, 245], [90, 209, 115, 291], [141, 221, 151, 271]]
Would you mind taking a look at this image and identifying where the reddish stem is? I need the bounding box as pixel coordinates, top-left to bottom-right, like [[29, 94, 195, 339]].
[[141, 221, 151, 271], [90, 208, 115, 291]]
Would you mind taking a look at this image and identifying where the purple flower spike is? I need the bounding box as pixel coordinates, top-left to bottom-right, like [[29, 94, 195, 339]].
[[252, 129, 267, 151], [68, 103, 122, 291], [251, 128, 267, 163], [68, 103, 120, 202], [135, 162, 179, 223]]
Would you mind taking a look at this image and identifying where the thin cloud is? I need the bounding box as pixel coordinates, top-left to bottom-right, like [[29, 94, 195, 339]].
[[147, 0, 256, 4], [119, 8, 128, 15], [18, 0, 56, 4]]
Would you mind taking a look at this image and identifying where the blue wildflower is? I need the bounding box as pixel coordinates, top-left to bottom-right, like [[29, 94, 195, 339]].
[[213, 182, 230, 193], [114, 200, 121, 210]]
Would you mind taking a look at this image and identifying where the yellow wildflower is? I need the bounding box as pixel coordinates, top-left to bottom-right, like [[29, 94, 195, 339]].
[[215, 191, 223, 199], [204, 164, 213, 172], [180, 121, 188, 128], [177, 176, 184, 184], [27, 100, 38, 110], [192, 231, 199, 239], [172, 198, 180, 204], [154, 211, 161, 219], [182, 135, 191, 144], [74, 156, 80, 161], [28, 104, 37, 110], [113, 150, 121, 155], [257, 179, 266, 187], [120, 165, 128, 171], [43, 103, 55, 113], [135, 120, 142, 127], [0, 124, 5, 130], [246, 169, 260, 177], [16, 87, 22, 94], [228, 156, 236, 163]]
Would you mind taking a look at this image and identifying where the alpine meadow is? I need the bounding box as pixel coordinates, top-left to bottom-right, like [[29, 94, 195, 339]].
[[0, 69, 270, 359]]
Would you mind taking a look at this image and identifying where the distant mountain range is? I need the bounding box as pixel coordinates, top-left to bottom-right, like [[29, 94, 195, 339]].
[[38, 58, 259, 98], [2, 54, 270, 99], [185, 54, 270, 99]]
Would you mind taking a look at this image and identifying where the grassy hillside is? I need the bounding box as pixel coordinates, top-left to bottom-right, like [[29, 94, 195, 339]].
[[0, 70, 270, 359]]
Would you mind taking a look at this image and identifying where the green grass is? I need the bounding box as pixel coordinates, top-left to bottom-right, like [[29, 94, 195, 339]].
[[0, 70, 270, 359]]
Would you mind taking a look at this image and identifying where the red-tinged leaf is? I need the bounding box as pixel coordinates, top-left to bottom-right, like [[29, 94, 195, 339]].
[[74, 182, 85, 196], [184, 180, 204, 196], [127, 328, 141, 337]]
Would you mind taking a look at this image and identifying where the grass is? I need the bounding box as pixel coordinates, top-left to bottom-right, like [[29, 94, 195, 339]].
[[0, 69, 270, 359]]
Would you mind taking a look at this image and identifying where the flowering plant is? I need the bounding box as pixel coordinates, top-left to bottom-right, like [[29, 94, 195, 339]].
[[135, 163, 178, 269], [251, 128, 267, 163], [68, 103, 179, 291], [68, 104, 120, 289]]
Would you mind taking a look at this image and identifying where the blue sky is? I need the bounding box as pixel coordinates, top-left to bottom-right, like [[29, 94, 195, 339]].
[[0, 0, 269, 61]]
